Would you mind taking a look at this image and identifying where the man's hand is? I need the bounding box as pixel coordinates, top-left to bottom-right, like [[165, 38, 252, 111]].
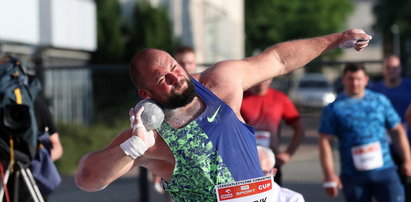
[[276, 152, 291, 167], [323, 175, 343, 197], [129, 107, 155, 148], [339, 29, 372, 51]]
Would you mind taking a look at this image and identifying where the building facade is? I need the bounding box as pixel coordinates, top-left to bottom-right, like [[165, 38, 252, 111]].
[[0, 0, 96, 124], [120, 0, 245, 67]]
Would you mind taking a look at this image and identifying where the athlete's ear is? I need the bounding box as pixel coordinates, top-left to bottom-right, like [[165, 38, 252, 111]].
[[138, 89, 151, 99]]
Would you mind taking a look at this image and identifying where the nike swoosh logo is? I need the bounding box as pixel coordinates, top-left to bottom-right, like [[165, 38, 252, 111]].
[[207, 106, 221, 122]]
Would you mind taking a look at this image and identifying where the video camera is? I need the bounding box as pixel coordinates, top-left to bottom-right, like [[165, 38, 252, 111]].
[[0, 56, 40, 165], [0, 56, 46, 202], [3, 104, 31, 131]]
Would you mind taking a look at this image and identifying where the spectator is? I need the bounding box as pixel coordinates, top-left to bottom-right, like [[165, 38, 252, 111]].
[[370, 55, 411, 131], [29, 75, 63, 199], [241, 78, 304, 185], [257, 146, 305, 202], [174, 46, 197, 74], [34, 93, 63, 162], [369, 55, 411, 201], [318, 63, 411, 202]]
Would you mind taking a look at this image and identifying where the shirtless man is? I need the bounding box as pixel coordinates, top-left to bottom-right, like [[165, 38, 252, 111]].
[[75, 29, 371, 201]]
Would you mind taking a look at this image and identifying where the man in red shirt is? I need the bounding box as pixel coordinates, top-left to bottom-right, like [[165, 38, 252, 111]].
[[241, 78, 305, 185]]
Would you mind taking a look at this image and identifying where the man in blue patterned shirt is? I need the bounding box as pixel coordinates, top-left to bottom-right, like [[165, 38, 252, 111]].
[[318, 63, 411, 202]]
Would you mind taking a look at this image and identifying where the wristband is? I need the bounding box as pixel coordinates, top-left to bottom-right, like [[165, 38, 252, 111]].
[[323, 181, 337, 188], [120, 136, 148, 159], [133, 123, 144, 130]]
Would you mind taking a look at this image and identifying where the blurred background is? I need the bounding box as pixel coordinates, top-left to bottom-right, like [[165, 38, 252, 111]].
[[1, 0, 410, 201]]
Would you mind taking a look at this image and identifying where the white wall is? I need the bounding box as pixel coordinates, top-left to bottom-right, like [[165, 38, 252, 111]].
[[169, 0, 244, 64], [40, 0, 97, 51], [0, 0, 96, 51], [0, 0, 40, 45]]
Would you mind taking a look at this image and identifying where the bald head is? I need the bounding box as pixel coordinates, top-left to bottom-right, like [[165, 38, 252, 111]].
[[382, 55, 402, 86], [384, 55, 401, 72], [257, 146, 276, 170], [129, 48, 172, 89]]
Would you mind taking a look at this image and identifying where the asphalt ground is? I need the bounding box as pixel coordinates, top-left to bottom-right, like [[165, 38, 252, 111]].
[[48, 110, 346, 202]]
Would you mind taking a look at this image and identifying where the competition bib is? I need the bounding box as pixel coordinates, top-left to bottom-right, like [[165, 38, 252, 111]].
[[215, 176, 275, 202], [255, 131, 271, 147], [351, 142, 383, 171]]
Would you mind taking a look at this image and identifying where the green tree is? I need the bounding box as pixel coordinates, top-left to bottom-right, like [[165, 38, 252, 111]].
[[92, 2, 178, 125], [373, 0, 411, 58], [92, 0, 125, 64], [125, 1, 177, 60], [245, 0, 353, 61]]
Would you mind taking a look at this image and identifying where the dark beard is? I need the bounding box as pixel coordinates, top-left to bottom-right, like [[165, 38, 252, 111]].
[[158, 79, 197, 109]]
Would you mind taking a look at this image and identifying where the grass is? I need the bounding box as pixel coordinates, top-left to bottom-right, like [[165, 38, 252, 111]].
[[55, 119, 129, 174]]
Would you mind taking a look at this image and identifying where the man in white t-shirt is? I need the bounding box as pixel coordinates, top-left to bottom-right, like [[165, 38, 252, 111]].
[[257, 146, 305, 202]]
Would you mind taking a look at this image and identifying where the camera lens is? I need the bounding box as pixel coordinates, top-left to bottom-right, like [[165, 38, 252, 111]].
[[3, 104, 31, 131], [10, 106, 27, 120]]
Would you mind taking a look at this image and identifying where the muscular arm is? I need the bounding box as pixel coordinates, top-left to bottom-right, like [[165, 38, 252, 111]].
[[201, 29, 371, 112], [389, 124, 411, 176], [76, 107, 158, 192], [234, 29, 370, 90], [75, 129, 139, 192]]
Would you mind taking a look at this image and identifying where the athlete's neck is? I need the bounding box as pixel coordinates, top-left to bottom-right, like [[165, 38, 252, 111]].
[[164, 96, 205, 129]]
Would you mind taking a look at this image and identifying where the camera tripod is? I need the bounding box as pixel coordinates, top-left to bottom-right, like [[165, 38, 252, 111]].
[[0, 161, 44, 202]]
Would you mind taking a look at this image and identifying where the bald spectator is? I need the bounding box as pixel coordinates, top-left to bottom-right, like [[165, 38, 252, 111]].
[[370, 55, 411, 201], [257, 146, 305, 202]]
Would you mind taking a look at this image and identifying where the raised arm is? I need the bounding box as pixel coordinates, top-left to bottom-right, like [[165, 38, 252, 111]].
[[200, 29, 371, 112], [242, 29, 371, 89], [205, 29, 371, 91]]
